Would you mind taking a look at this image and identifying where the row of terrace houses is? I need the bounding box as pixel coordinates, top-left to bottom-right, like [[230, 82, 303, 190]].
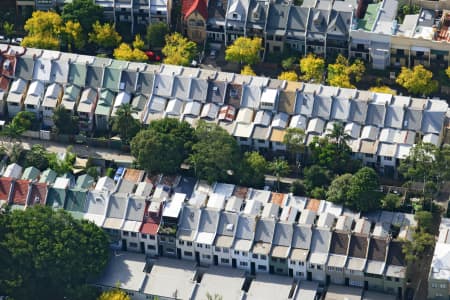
[[0, 45, 448, 171], [428, 218, 450, 299], [0, 164, 412, 298]]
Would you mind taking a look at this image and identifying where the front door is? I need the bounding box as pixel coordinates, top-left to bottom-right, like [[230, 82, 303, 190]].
[[251, 262, 256, 275], [140, 242, 145, 253], [213, 255, 218, 265], [232, 258, 237, 268]]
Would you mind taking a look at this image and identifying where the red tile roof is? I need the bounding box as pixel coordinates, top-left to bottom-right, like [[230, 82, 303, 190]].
[[0, 76, 10, 91], [0, 177, 12, 202], [182, 0, 208, 20], [271, 192, 285, 207], [28, 182, 47, 206], [140, 202, 162, 235], [12, 179, 30, 205], [123, 168, 144, 183], [306, 198, 321, 212]]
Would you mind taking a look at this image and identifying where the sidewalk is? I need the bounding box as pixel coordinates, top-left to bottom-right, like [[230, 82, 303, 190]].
[[12, 137, 134, 164]]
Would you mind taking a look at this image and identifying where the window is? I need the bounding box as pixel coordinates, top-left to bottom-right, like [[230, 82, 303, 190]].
[[258, 265, 267, 271], [221, 258, 230, 264], [252, 254, 258, 259], [279, 258, 286, 264], [160, 236, 166, 242], [365, 154, 373, 158], [260, 255, 267, 260], [202, 254, 211, 260], [240, 261, 248, 267], [147, 245, 156, 250], [179, 240, 185, 246], [215, 247, 221, 252], [240, 137, 248, 142], [234, 250, 240, 255], [131, 232, 137, 237], [439, 283, 447, 289], [317, 265, 322, 270], [187, 241, 193, 246], [166, 248, 175, 254], [169, 238, 175, 243], [276, 268, 284, 273], [223, 248, 229, 253], [198, 244, 203, 248], [129, 242, 138, 248], [141, 234, 147, 239], [296, 271, 304, 277], [299, 261, 304, 266], [384, 156, 393, 161], [184, 251, 193, 256], [123, 231, 129, 236], [232, 13, 238, 19], [205, 245, 210, 249], [242, 252, 248, 256], [149, 235, 155, 240]]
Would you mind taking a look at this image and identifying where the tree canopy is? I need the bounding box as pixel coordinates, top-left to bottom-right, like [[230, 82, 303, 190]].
[[303, 165, 331, 193], [369, 85, 396, 95], [62, 20, 85, 51], [347, 167, 381, 212], [98, 289, 131, 300], [114, 43, 148, 62], [268, 158, 290, 191], [111, 104, 141, 144], [283, 128, 305, 160], [238, 151, 268, 188], [381, 193, 402, 211], [52, 104, 79, 135], [0, 206, 109, 300], [225, 37, 262, 65], [188, 121, 241, 184], [326, 173, 353, 205], [131, 118, 194, 175], [22, 11, 62, 50], [327, 54, 365, 88], [396, 65, 438, 96], [162, 32, 197, 66], [278, 71, 298, 81], [88, 21, 122, 49], [146, 22, 169, 49], [61, 0, 104, 34], [241, 65, 256, 75], [25, 144, 50, 171], [299, 53, 325, 82]]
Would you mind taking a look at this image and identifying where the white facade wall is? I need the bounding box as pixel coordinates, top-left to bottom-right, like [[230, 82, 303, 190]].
[[194, 242, 214, 265], [250, 253, 270, 273], [177, 239, 196, 261], [288, 259, 308, 279], [140, 233, 159, 256], [231, 250, 252, 271], [121, 230, 141, 252], [214, 246, 233, 266], [307, 262, 327, 282]]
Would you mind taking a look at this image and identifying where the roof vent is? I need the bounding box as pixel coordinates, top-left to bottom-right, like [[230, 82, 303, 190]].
[[226, 223, 234, 231]]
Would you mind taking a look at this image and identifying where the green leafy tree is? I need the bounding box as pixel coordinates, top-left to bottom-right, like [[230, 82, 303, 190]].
[[52, 105, 79, 135], [111, 104, 141, 144], [299, 53, 325, 82], [326, 122, 351, 152], [268, 158, 290, 191], [21, 11, 62, 50], [303, 165, 331, 193], [347, 167, 381, 212], [327, 54, 365, 88], [283, 128, 305, 161], [98, 288, 131, 300], [3, 21, 14, 39], [414, 210, 433, 233], [162, 32, 197, 66], [0, 206, 109, 300], [88, 21, 122, 49], [25, 144, 50, 171], [225, 37, 262, 65], [188, 121, 241, 184], [239, 151, 267, 188], [396, 65, 438, 96], [132, 34, 145, 50], [62, 20, 85, 51], [326, 173, 353, 205], [62, 0, 104, 34], [47, 147, 76, 175], [131, 119, 194, 175], [146, 22, 169, 49], [290, 180, 306, 196], [281, 56, 296, 70], [381, 193, 402, 211], [310, 187, 327, 199], [402, 231, 435, 263], [12, 111, 35, 131]]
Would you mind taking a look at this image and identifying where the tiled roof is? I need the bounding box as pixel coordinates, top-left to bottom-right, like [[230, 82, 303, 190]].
[[367, 237, 388, 261], [0, 177, 12, 202], [28, 182, 47, 206], [329, 231, 349, 255], [11, 179, 29, 205], [182, 0, 208, 20], [348, 234, 368, 258], [386, 240, 405, 266]]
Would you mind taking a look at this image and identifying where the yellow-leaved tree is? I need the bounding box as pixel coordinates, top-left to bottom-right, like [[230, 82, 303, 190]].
[[241, 65, 256, 76], [22, 11, 63, 50], [162, 32, 197, 66], [278, 71, 298, 81], [396, 65, 438, 96], [369, 86, 396, 95], [327, 54, 365, 88], [299, 53, 325, 82], [225, 37, 262, 65], [114, 36, 148, 62], [88, 21, 122, 49], [63, 20, 85, 51], [132, 34, 145, 50], [97, 289, 131, 300]]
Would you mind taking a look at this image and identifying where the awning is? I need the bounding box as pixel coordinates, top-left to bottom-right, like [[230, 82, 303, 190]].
[[411, 46, 430, 52]]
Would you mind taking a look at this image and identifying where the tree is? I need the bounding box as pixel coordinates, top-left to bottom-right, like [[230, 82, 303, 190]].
[[22, 11, 62, 50], [146, 22, 169, 49], [62, 20, 85, 51], [225, 37, 262, 65], [281, 57, 296, 70], [290, 180, 306, 196], [241, 65, 256, 76], [12, 111, 35, 131], [25, 144, 50, 171], [278, 71, 298, 81], [369, 86, 396, 95], [381, 193, 402, 211], [326, 122, 351, 151], [52, 105, 79, 135], [268, 158, 290, 191], [283, 128, 305, 162], [347, 167, 381, 212], [162, 32, 197, 66], [327, 54, 365, 88], [48, 147, 76, 175], [188, 121, 241, 184], [111, 104, 140, 144], [326, 173, 353, 205], [402, 231, 435, 263], [132, 34, 145, 50], [61, 0, 104, 35], [3, 21, 14, 39], [0, 206, 109, 300], [299, 53, 325, 82], [98, 289, 131, 300], [113, 43, 148, 62], [239, 151, 267, 188], [396, 65, 438, 96], [303, 165, 331, 192], [131, 119, 195, 175], [414, 210, 433, 233], [88, 21, 122, 49]]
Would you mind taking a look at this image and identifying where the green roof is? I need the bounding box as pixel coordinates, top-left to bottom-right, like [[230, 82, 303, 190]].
[[64, 84, 81, 101], [46, 187, 66, 209], [69, 62, 87, 87], [95, 89, 115, 116], [103, 60, 128, 91], [39, 169, 57, 184], [22, 166, 40, 181], [64, 189, 87, 213], [76, 174, 94, 189], [357, 2, 381, 31]]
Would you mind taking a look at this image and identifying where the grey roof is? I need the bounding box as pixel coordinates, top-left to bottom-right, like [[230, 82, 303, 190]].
[[172, 76, 191, 100], [286, 6, 309, 39], [404, 106, 423, 131], [349, 99, 369, 123], [216, 211, 239, 236], [421, 100, 448, 134], [84, 191, 108, 215], [198, 208, 220, 233], [106, 193, 128, 219], [292, 224, 312, 249], [235, 214, 256, 240], [272, 222, 293, 247], [241, 85, 262, 109], [366, 102, 387, 127], [136, 71, 155, 95], [254, 218, 275, 243], [330, 97, 351, 121], [310, 228, 331, 253], [266, 4, 290, 35], [226, 0, 249, 25], [327, 10, 351, 40], [207, 80, 228, 104], [307, 8, 330, 40], [247, 0, 268, 29], [178, 205, 201, 230], [120, 70, 138, 93], [116, 179, 136, 194], [15, 55, 35, 81], [86, 64, 104, 88], [385, 105, 405, 129], [297, 91, 315, 116], [124, 196, 146, 221], [190, 78, 209, 102], [50, 53, 77, 84], [153, 74, 174, 97], [312, 94, 333, 119]]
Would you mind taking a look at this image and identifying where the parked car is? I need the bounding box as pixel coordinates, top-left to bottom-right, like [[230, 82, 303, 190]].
[[114, 167, 125, 181]]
